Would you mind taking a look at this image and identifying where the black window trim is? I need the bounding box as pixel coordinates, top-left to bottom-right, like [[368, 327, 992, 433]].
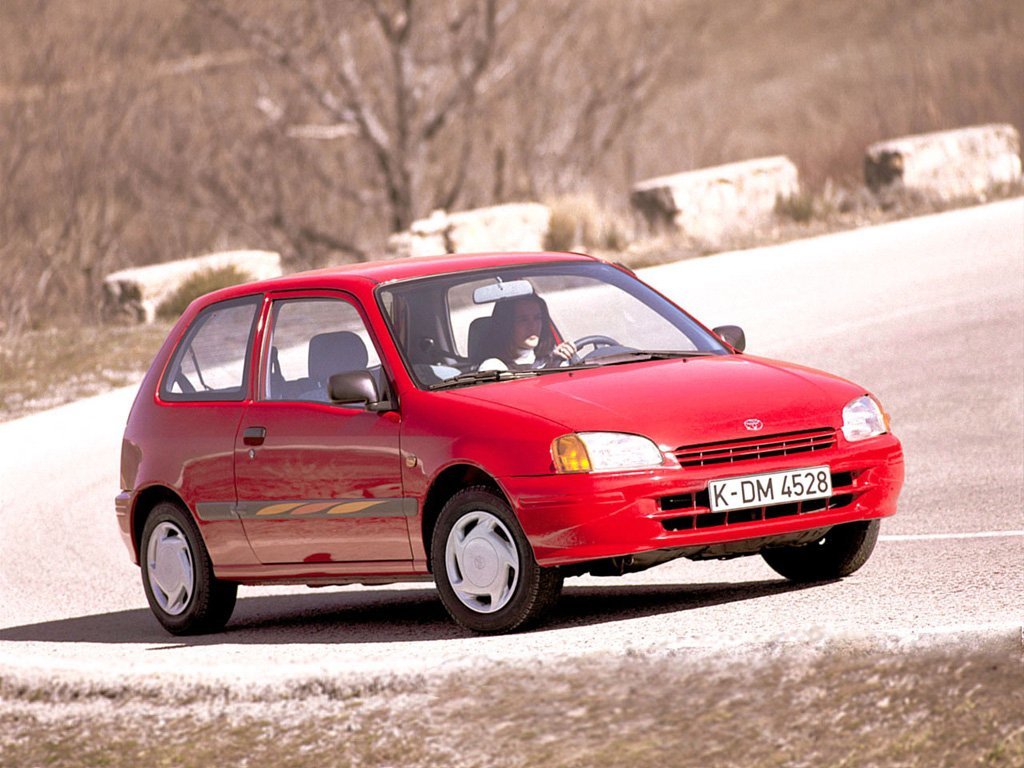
[[256, 289, 397, 408]]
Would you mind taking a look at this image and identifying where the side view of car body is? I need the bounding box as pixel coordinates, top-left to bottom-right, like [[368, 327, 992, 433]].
[[116, 251, 904, 634]]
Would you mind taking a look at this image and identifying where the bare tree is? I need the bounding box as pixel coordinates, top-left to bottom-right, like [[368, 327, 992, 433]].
[[482, 0, 690, 200], [0, 1, 159, 332], [190, 0, 513, 233]]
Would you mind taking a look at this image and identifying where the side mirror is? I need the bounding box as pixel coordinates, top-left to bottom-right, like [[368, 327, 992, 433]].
[[328, 370, 389, 411], [713, 325, 746, 352]]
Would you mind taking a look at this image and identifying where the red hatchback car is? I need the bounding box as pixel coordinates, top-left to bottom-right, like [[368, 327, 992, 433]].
[[117, 252, 904, 634]]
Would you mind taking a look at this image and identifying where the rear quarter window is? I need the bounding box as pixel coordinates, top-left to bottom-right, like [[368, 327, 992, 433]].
[[160, 296, 261, 402]]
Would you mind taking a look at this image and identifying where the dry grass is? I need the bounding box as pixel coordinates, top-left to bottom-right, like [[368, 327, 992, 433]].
[[1, 639, 1021, 768], [0, 322, 171, 421], [544, 195, 632, 252]]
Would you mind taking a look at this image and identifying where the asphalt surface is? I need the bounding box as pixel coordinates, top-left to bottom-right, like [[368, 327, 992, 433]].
[[1, 199, 1021, 691]]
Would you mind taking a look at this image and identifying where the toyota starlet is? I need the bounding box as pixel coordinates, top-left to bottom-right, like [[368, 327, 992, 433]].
[[117, 251, 904, 634]]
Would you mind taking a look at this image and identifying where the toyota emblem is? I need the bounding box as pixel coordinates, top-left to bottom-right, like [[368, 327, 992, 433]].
[[743, 418, 764, 431]]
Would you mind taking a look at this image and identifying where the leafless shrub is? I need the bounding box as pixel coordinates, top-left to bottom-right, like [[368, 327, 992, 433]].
[[544, 194, 632, 252], [156, 265, 252, 319], [774, 192, 817, 224]]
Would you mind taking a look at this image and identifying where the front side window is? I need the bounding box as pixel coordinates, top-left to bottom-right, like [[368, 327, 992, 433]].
[[264, 297, 382, 402], [161, 296, 260, 401]]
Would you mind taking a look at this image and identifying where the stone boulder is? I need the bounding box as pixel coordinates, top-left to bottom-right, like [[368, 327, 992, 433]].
[[865, 124, 1022, 199], [387, 203, 551, 258], [103, 250, 282, 323], [630, 156, 800, 246]]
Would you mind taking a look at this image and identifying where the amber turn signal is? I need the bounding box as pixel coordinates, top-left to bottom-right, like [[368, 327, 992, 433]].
[[551, 434, 592, 473]]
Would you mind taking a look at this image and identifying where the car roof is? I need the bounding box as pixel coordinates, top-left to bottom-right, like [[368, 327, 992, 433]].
[[201, 251, 600, 305]]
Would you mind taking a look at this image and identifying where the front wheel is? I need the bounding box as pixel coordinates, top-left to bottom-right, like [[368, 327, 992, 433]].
[[140, 501, 237, 635], [431, 487, 562, 633], [761, 520, 880, 582]]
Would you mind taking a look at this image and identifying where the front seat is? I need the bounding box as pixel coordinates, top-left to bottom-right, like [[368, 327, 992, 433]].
[[467, 316, 492, 367], [303, 331, 369, 401]]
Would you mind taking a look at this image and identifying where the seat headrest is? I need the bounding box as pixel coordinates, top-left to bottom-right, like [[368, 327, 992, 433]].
[[308, 331, 368, 384], [467, 316, 491, 365]]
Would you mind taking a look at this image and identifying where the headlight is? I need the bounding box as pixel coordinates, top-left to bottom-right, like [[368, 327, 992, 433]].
[[552, 432, 664, 473], [842, 395, 889, 442]]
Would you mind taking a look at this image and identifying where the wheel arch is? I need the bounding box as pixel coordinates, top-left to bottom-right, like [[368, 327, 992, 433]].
[[131, 486, 191, 561], [420, 464, 506, 572]]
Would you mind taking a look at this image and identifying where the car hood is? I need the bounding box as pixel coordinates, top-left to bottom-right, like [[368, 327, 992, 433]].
[[451, 355, 865, 448]]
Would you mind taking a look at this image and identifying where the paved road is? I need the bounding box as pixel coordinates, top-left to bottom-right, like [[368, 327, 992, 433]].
[[1, 200, 1021, 690]]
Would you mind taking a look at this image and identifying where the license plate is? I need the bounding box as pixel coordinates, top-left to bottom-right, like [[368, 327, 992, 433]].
[[708, 466, 832, 512]]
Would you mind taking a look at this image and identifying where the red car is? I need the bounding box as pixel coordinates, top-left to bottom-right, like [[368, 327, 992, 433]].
[[117, 252, 904, 634]]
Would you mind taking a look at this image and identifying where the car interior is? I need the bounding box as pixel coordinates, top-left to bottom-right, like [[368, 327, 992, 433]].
[[267, 331, 371, 401]]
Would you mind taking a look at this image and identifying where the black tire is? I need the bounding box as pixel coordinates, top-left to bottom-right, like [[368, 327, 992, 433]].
[[761, 520, 881, 582], [431, 486, 563, 633], [140, 501, 237, 635]]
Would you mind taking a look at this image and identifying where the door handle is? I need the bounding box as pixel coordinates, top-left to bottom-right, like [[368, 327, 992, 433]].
[[242, 426, 267, 446]]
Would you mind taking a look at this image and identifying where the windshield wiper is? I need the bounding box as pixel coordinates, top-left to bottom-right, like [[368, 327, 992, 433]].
[[588, 349, 718, 365], [429, 369, 539, 390]]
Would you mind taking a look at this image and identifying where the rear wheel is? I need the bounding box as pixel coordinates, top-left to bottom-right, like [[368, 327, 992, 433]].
[[140, 501, 237, 635], [761, 520, 880, 582], [431, 487, 562, 633]]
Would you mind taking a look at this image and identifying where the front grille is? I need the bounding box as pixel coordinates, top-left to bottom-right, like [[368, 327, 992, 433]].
[[673, 427, 836, 468], [662, 494, 854, 531], [659, 471, 856, 532]]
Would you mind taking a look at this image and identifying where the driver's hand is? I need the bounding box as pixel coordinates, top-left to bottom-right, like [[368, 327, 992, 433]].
[[552, 341, 577, 361]]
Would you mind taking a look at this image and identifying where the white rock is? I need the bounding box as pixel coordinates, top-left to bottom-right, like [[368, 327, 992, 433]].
[[865, 124, 1022, 200], [630, 156, 800, 246], [390, 203, 551, 258], [103, 250, 282, 323]]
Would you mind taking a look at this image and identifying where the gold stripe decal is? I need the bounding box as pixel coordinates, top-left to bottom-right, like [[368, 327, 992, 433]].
[[291, 501, 342, 516], [256, 502, 304, 517], [235, 498, 414, 519], [327, 501, 382, 516]]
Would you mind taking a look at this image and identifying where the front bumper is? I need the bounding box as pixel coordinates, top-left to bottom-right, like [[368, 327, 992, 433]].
[[502, 433, 904, 567]]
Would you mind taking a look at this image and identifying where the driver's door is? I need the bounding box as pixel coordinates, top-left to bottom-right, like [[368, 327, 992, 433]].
[[233, 292, 412, 564]]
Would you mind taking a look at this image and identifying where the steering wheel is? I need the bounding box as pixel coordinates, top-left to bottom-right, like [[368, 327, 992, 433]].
[[570, 334, 622, 364]]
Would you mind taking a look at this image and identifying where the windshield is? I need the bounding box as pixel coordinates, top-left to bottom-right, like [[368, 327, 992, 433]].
[[377, 261, 728, 388]]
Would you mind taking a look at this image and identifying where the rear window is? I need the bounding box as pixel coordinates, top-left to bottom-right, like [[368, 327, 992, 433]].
[[160, 296, 261, 401]]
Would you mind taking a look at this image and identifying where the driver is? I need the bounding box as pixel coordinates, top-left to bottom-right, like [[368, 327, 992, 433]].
[[477, 294, 577, 371]]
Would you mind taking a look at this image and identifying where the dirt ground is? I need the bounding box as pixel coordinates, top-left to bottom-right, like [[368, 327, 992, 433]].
[[2, 636, 1021, 768]]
